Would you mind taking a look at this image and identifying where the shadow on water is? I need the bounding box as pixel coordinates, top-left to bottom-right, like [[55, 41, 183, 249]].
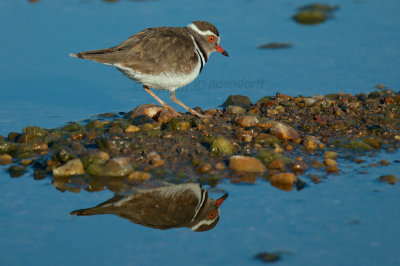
[[70, 183, 228, 232]]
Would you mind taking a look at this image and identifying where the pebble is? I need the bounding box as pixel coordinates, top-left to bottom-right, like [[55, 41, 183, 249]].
[[229, 155, 267, 173], [125, 125, 140, 133], [270, 122, 299, 140], [211, 136, 234, 155], [236, 116, 259, 128], [168, 118, 191, 130], [158, 109, 180, 123], [324, 151, 338, 159], [127, 171, 151, 181], [291, 161, 309, 172], [378, 174, 398, 185], [148, 152, 165, 167], [379, 160, 390, 166], [102, 157, 134, 177], [309, 160, 325, 168], [0, 154, 13, 165], [197, 163, 212, 173], [254, 252, 281, 263], [270, 172, 297, 191], [222, 95, 252, 108], [215, 162, 226, 170], [326, 166, 339, 173], [125, 104, 163, 120], [53, 158, 85, 177], [226, 105, 246, 114], [324, 158, 337, 167], [267, 159, 285, 171], [303, 135, 325, 150]]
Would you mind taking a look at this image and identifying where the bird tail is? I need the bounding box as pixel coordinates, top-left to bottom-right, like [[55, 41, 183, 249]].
[[69, 47, 117, 65], [70, 207, 102, 216]]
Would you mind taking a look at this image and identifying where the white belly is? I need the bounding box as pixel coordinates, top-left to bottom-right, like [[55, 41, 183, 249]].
[[114, 60, 201, 91]]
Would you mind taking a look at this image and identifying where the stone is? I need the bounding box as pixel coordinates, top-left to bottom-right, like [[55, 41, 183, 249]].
[[256, 150, 292, 165], [225, 105, 246, 114], [127, 171, 151, 181], [197, 163, 212, 173], [324, 151, 338, 159], [229, 155, 267, 173], [158, 109, 180, 124], [148, 151, 165, 167], [53, 158, 85, 177], [303, 135, 324, 150], [254, 252, 281, 263], [236, 116, 259, 128], [291, 161, 309, 172], [324, 158, 337, 167], [293, 11, 328, 25], [270, 172, 297, 191], [124, 104, 163, 120], [125, 125, 140, 133], [131, 114, 154, 125], [362, 136, 382, 149], [103, 157, 134, 177], [378, 174, 398, 185], [215, 162, 226, 170], [211, 136, 234, 156], [267, 159, 285, 171], [8, 165, 26, 178], [0, 154, 13, 165], [270, 122, 299, 140], [52, 148, 77, 163], [222, 95, 252, 108], [168, 118, 191, 131]]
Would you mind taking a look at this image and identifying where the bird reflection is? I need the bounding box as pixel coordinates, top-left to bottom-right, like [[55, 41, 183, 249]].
[[70, 183, 228, 232]]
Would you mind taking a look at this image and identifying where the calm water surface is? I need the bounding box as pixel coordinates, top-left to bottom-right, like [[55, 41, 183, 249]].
[[0, 0, 399, 265]]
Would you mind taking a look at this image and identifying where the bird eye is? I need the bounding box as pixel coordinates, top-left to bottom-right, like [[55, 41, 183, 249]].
[[208, 36, 215, 43], [208, 211, 216, 219]]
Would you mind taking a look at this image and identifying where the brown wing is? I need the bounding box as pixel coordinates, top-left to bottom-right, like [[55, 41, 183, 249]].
[[71, 27, 198, 75]]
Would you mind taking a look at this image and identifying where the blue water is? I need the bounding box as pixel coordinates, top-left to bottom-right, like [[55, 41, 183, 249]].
[[0, 0, 400, 265]]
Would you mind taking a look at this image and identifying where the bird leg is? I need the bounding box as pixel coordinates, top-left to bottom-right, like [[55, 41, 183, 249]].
[[170, 91, 210, 118], [143, 86, 181, 116]]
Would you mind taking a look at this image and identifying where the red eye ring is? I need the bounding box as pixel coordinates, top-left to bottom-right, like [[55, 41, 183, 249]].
[[208, 211, 216, 219], [208, 36, 215, 43]]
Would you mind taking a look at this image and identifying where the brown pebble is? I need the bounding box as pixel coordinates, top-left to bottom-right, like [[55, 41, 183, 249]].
[[303, 135, 324, 150], [0, 154, 13, 165], [158, 109, 180, 123], [285, 144, 293, 151], [148, 152, 165, 167], [53, 158, 85, 177], [236, 116, 259, 128], [378, 174, 398, 185], [308, 174, 321, 184], [215, 162, 226, 170], [291, 161, 308, 172], [32, 142, 48, 152], [309, 160, 325, 168], [353, 159, 366, 164], [324, 151, 338, 159], [125, 125, 140, 133], [127, 171, 151, 181], [270, 122, 299, 140], [197, 163, 212, 173], [379, 160, 390, 166], [324, 158, 337, 167], [229, 155, 267, 173], [270, 172, 297, 191], [326, 166, 339, 173], [268, 159, 285, 171]]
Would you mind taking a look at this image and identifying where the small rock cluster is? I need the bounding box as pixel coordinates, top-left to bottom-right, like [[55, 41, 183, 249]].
[[1, 89, 399, 192]]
